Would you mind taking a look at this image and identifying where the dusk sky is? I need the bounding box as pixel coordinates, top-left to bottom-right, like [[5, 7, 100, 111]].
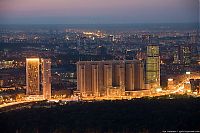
[[0, 0, 199, 24]]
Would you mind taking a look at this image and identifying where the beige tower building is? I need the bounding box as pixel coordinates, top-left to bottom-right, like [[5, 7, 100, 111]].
[[77, 64, 86, 96], [26, 58, 40, 95], [91, 65, 99, 96], [77, 60, 145, 98], [104, 63, 112, 96], [134, 62, 145, 90], [41, 59, 52, 99], [112, 64, 125, 90], [125, 62, 135, 91]]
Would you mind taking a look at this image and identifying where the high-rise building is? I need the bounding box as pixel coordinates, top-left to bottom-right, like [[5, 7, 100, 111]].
[[180, 45, 191, 65], [173, 45, 180, 64], [135, 62, 145, 90], [26, 58, 40, 95], [146, 45, 160, 90], [41, 59, 51, 99], [125, 63, 134, 91], [26, 58, 51, 99], [77, 60, 144, 98]]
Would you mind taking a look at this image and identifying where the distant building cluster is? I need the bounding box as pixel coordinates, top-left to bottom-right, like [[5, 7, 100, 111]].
[[0, 60, 24, 69], [14, 44, 200, 100], [0, 25, 199, 102]]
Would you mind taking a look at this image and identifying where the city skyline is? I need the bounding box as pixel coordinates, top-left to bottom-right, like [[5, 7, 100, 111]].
[[0, 23, 199, 132], [0, 1, 200, 132], [0, 0, 199, 24]]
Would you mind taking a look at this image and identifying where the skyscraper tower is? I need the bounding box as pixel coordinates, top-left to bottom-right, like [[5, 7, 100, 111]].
[[125, 63, 134, 91], [26, 58, 51, 99], [134, 62, 145, 90], [41, 59, 52, 99], [103, 63, 112, 96], [91, 64, 99, 96], [26, 58, 40, 95], [146, 45, 160, 90], [77, 64, 86, 97]]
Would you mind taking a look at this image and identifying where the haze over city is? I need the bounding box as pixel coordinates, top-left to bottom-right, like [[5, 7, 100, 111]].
[[0, 0, 199, 24]]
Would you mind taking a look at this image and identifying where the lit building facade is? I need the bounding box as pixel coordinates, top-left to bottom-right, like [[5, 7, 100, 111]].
[[41, 59, 52, 99], [167, 79, 174, 90], [26, 58, 40, 95], [26, 58, 51, 99], [146, 45, 160, 90], [77, 60, 145, 98]]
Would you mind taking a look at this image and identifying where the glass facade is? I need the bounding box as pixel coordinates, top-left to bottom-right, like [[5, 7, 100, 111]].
[[146, 45, 160, 89]]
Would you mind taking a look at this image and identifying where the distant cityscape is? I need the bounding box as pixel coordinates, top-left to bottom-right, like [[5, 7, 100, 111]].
[[0, 24, 199, 105], [0, 0, 199, 132]]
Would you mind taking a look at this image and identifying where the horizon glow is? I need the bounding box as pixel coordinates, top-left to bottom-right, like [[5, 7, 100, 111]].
[[0, 0, 199, 24]]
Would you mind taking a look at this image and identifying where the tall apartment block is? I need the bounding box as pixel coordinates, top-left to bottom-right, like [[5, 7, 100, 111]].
[[146, 45, 160, 90], [41, 59, 52, 99], [26, 58, 40, 95], [77, 60, 145, 98], [26, 58, 51, 99]]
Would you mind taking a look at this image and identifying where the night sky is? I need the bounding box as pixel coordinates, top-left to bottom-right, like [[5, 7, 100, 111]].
[[0, 0, 199, 24]]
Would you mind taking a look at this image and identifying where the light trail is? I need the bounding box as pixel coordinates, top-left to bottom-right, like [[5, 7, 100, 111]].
[[0, 100, 43, 108]]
